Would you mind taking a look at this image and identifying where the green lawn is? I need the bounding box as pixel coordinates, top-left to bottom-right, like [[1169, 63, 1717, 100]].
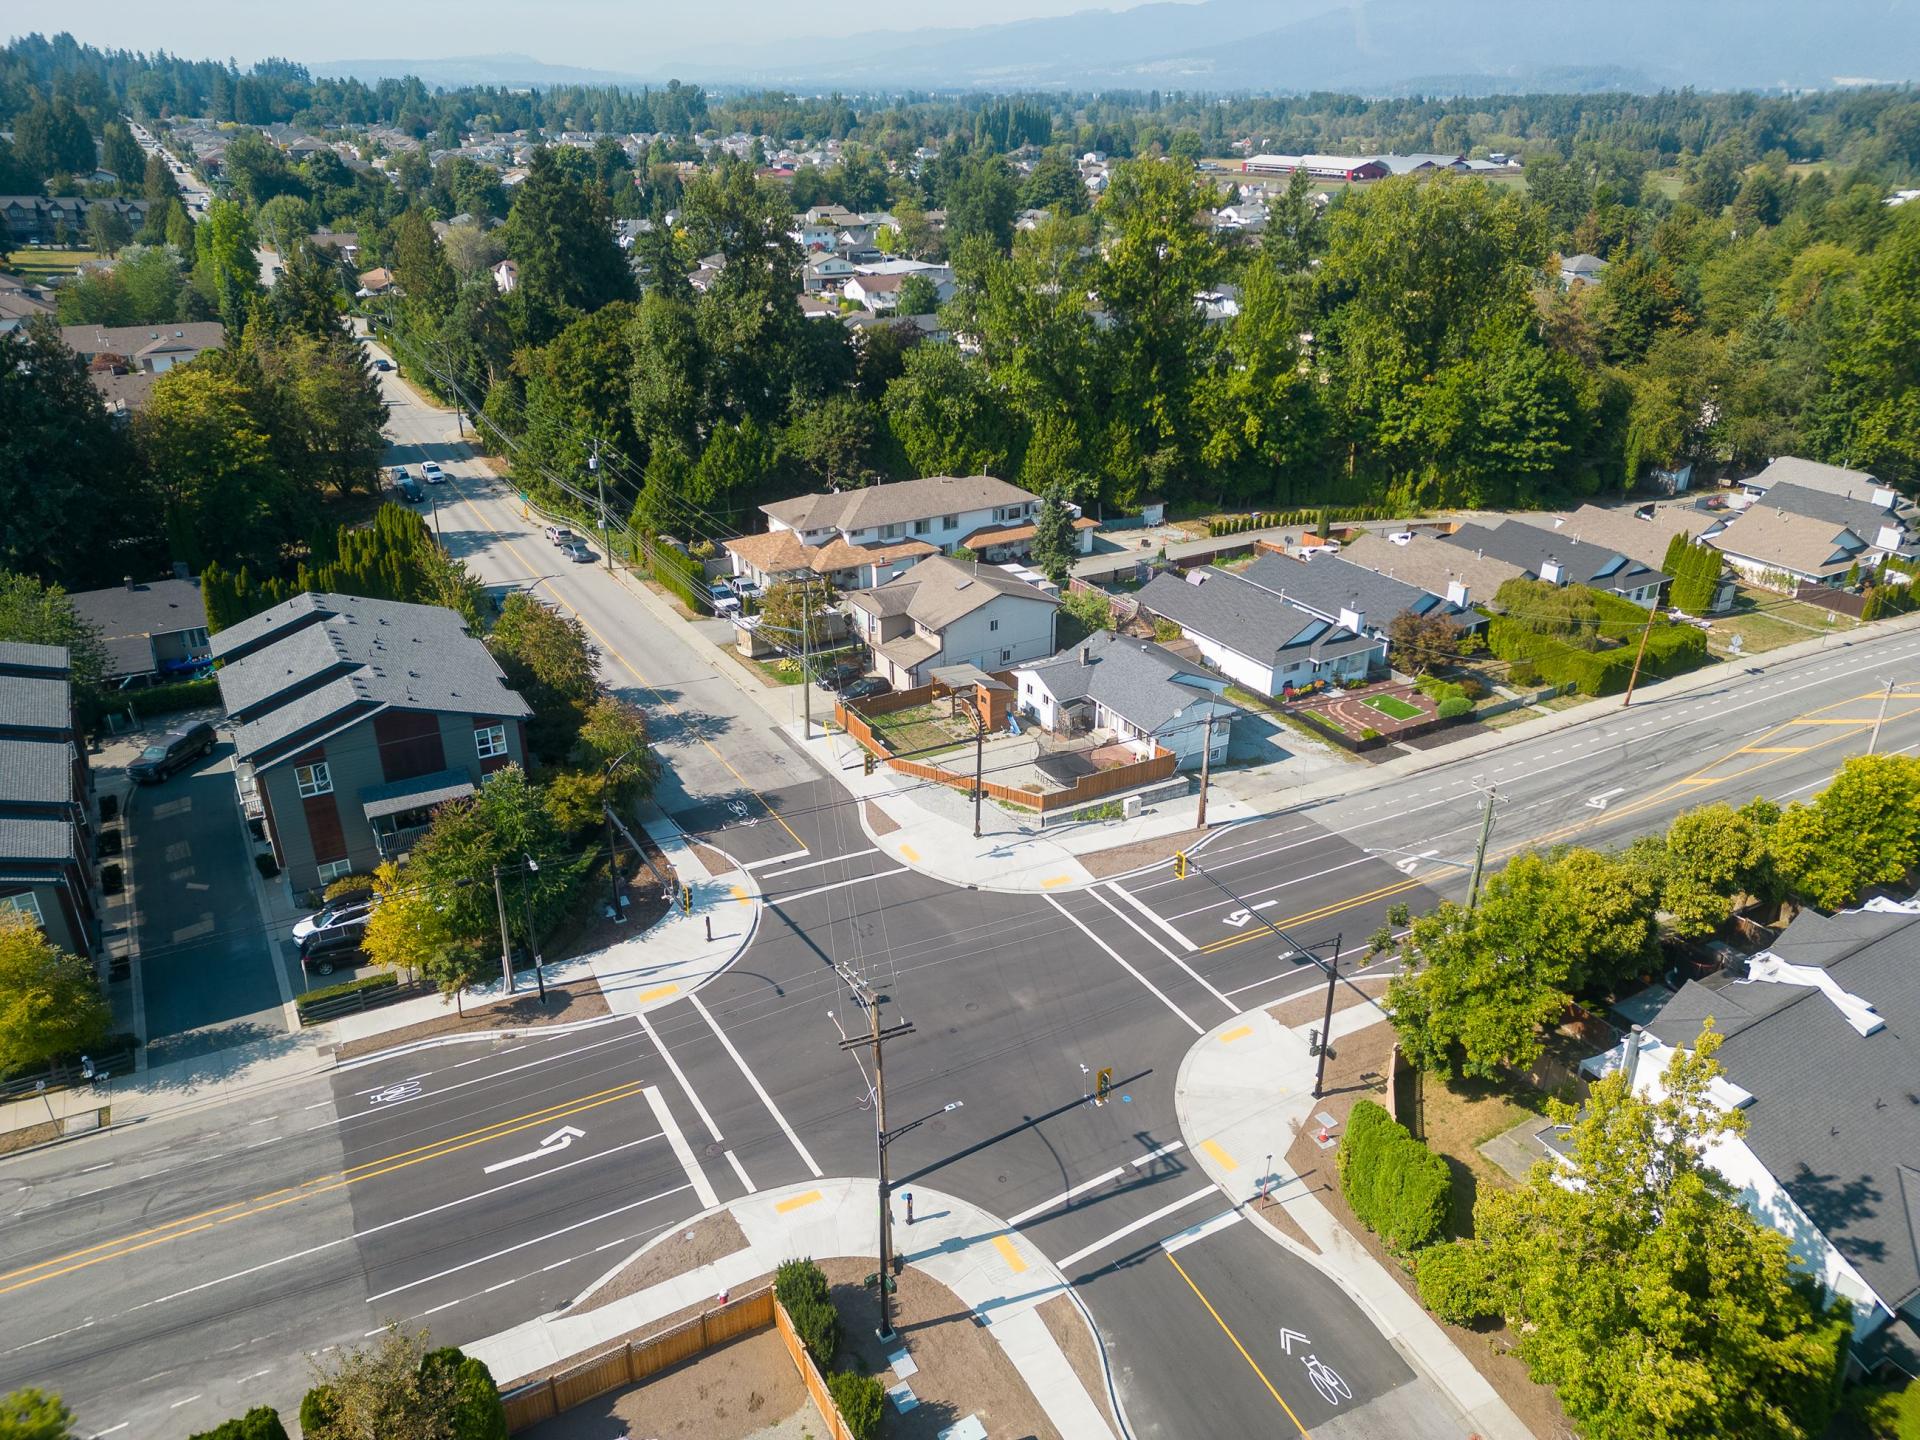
[[6, 248, 102, 283], [1362, 693, 1425, 721]]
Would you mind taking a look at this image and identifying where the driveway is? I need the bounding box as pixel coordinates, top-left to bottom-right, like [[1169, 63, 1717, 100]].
[[122, 727, 293, 1065]]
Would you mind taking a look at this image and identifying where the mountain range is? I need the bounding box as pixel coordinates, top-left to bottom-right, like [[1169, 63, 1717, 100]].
[[318, 0, 1920, 95]]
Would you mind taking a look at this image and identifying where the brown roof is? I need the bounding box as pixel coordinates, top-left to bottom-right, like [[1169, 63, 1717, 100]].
[[846, 554, 1059, 632], [1341, 532, 1524, 607], [358, 267, 395, 290], [764, 475, 1038, 534], [1545, 503, 1718, 570], [1707, 506, 1864, 577], [59, 322, 225, 361], [959, 515, 1099, 550], [722, 530, 935, 578]]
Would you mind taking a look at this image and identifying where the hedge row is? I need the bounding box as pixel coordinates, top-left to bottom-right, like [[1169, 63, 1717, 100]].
[[646, 539, 712, 616], [774, 1258, 881, 1440], [117, 677, 221, 720], [296, 971, 397, 1011], [1337, 1099, 1451, 1253], [1487, 582, 1708, 696], [1662, 534, 1724, 614], [1203, 504, 1401, 538]]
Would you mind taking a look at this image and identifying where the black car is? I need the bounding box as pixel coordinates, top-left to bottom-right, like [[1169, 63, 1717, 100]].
[[816, 660, 865, 692], [128, 721, 216, 784], [298, 925, 367, 976], [841, 676, 893, 702]]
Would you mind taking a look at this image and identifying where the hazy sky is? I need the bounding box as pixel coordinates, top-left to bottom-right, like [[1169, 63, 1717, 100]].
[[15, 0, 1158, 69]]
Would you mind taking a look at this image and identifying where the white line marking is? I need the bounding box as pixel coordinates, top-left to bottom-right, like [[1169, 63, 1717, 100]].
[[238, 1368, 272, 1382], [361, 1182, 693, 1303], [1045, 895, 1203, 1035], [1008, 1166, 1126, 1227], [769, 866, 910, 904], [1087, 887, 1235, 1012], [690, 993, 823, 1176], [1162, 1209, 1243, 1254], [639, 1011, 722, 1144], [78, 1162, 113, 1173], [1108, 881, 1199, 951], [741, 847, 811, 871], [724, 1149, 755, 1193], [756, 848, 879, 879], [645, 1086, 718, 1210], [91, 1424, 128, 1436], [1163, 855, 1373, 920], [1055, 1184, 1219, 1271], [168, 1396, 202, 1409], [1132, 1142, 1185, 1168]]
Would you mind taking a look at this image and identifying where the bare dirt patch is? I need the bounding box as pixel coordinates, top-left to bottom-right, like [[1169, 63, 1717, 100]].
[[334, 978, 611, 1061], [509, 1278, 774, 1390], [1077, 824, 1209, 878], [0, 1118, 62, 1155], [691, 843, 736, 878], [573, 1210, 749, 1315], [1249, 1192, 1321, 1254], [521, 1327, 811, 1440], [820, 1256, 1061, 1440], [1036, 1294, 1117, 1435], [864, 801, 900, 837], [1266, 974, 1390, 1030]]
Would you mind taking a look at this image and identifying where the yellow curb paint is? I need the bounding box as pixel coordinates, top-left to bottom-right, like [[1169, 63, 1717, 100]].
[[1201, 1138, 1239, 1173], [900, 844, 921, 862], [1219, 1024, 1253, 1045], [1790, 717, 1880, 725], [1040, 875, 1072, 889], [1740, 746, 1809, 754], [775, 1190, 823, 1214], [731, 885, 749, 904], [635, 983, 680, 1004], [991, 1235, 1029, 1274]]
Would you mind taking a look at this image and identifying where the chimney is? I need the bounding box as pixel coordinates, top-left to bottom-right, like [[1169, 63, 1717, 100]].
[[1079, 644, 1090, 664], [1620, 1024, 1645, 1091], [123, 575, 134, 591], [1538, 556, 1564, 586], [1445, 579, 1470, 607]]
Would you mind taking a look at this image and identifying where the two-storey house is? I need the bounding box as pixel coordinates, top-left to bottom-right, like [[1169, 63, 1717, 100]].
[[724, 475, 1094, 594], [0, 643, 98, 962], [845, 556, 1061, 689], [212, 594, 531, 895]]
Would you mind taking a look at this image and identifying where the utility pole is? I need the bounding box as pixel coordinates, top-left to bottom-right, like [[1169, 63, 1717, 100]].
[[1870, 676, 1896, 754], [801, 585, 813, 741], [604, 803, 625, 922], [1621, 600, 1658, 707], [1311, 932, 1343, 1090], [970, 700, 985, 838], [521, 855, 547, 1002], [832, 971, 915, 1343], [589, 441, 611, 572], [492, 865, 517, 995], [1465, 782, 1497, 909], [1194, 709, 1216, 829]]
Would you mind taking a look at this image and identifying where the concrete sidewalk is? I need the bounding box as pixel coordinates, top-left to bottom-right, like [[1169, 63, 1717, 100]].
[[467, 1177, 1123, 1440], [1173, 1007, 1532, 1440]]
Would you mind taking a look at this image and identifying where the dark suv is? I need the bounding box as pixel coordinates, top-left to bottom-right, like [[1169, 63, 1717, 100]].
[[294, 903, 372, 976], [128, 721, 216, 784]]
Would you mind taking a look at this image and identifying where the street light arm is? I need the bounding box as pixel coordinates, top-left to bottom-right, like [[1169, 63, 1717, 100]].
[[881, 1100, 963, 1146]]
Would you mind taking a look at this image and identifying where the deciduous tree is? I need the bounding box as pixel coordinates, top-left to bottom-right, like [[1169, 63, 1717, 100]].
[[0, 573, 112, 710], [0, 1387, 76, 1440], [1771, 753, 1920, 909], [0, 911, 112, 1076]]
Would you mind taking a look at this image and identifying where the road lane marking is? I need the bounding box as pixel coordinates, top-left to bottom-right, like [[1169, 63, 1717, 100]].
[[690, 994, 823, 1177], [1007, 1166, 1127, 1227], [1044, 894, 1203, 1035], [724, 1149, 755, 1193], [776, 1190, 823, 1214], [1108, 882, 1199, 950], [1162, 1209, 1242, 1254], [991, 1235, 1029, 1274], [645, 1086, 718, 1210], [1166, 1251, 1310, 1437], [168, 1396, 202, 1409], [638, 1011, 722, 1143], [1166, 855, 1374, 921], [742, 848, 811, 871], [1200, 1139, 1239, 1172], [1086, 886, 1235, 1012], [766, 866, 909, 905], [1132, 1141, 1185, 1168], [757, 848, 877, 879], [1219, 1025, 1253, 1044], [1056, 1184, 1218, 1271], [1197, 875, 1427, 957]]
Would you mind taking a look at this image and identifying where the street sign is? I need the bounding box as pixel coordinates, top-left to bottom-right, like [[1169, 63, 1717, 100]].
[[483, 1124, 585, 1174], [1095, 1067, 1113, 1105]]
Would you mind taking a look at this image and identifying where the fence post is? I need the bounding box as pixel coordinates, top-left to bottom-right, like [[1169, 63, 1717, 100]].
[[626, 1339, 639, 1383]]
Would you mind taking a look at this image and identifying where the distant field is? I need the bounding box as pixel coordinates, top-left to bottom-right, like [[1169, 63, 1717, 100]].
[[1206, 160, 1528, 196], [5, 248, 101, 283]]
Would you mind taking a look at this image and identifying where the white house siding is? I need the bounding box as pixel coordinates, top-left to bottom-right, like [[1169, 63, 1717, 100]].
[[1184, 633, 1277, 695], [1016, 670, 1061, 729], [925, 595, 1056, 677]]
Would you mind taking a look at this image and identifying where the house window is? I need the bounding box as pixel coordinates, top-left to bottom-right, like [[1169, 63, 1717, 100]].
[[295, 762, 333, 797], [881, 523, 905, 539], [942, 514, 958, 529], [989, 619, 999, 631], [475, 723, 508, 759], [0, 893, 44, 927], [1001, 649, 1012, 663], [913, 519, 932, 536], [316, 858, 354, 884]]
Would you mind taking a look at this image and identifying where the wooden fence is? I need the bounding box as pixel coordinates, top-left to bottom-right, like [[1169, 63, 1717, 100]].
[[773, 1294, 857, 1440], [499, 1286, 776, 1433], [886, 745, 1178, 814], [1793, 581, 1870, 619]]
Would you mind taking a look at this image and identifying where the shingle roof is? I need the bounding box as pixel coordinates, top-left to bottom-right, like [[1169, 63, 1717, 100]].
[[1019, 631, 1226, 735], [0, 815, 73, 863], [0, 675, 71, 734], [68, 578, 206, 677], [1138, 568, 1379, 667], [763, 476, 1039, 534], [1756, 483, 1916, 550], [58, 321, 224, 360], [0, 642, 69, 677], [1341, 533, 1525, 609], [847, 554, 1059, 633], [1707, 505, 1865, 577], [722, 530, 936, 578], [1646, 908, 1920, 1315], [1444, 521, 1668, 595], [1549, 503, 1721, 571], [0, 738, 73, 807], [1239, 552, 1474, 633], [1746, 456, 1882, 501]]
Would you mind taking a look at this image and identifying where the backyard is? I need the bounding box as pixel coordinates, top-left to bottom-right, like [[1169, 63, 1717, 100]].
[[866, 700, 975, 757], [1706, 584, 1855, 657], [5, 247, 102, 284]]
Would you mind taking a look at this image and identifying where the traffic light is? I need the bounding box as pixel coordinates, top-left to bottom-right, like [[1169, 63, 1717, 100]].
[[679, 883, 693, 914], [1095, 1066, 1113, 1105], [1174, 850, 1188, 880], [863, 751, 877, 776]]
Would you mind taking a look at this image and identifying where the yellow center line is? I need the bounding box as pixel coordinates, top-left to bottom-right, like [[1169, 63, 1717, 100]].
[[1167, 1251, 1310, 1436]]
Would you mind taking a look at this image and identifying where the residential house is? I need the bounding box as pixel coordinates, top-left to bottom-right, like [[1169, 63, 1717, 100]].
[[846, 555, 1061, 689], [843, 311, 951, 345], [1341, 532, 1524, 611], [1545, 503, 1735, 611], [307, 231, 361, 263], [1559, 253, 1608, 287], [1705, 505, 1876, 587], [0, 196, 149, 245], [1014, 630, 1233, 770], [356, 267, 396, 296], [1737, 482, 1920, 567], [89, 368, 158, 421], [1582, 905, 1920, 1379], [1739, 456, 1892, 504], [1441, 522, 1668, 606], [0, 643, 98, 963], [69, 577, 211, 685], [798, 294, 839, 320], [211, 593, 532, 894], [1213, 202, 1269, 232], [491, 259, 518, 293], [725, 475, 1092, 593], [59, 321, 225, 375], [0, 273, 55, 334], [1138, 567, 1383, 697], [803, 251, 856, 293], [1238, 552, 1484, 647]]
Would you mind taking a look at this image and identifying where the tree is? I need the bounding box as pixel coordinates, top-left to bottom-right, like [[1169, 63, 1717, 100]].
[[1385, 609, 1464, 676], [255, 194, 315, 257], [944, 153, 1018, 252], [0, 210, 12, 264], [1652, 800, 1778, 938], [1028, 486, 1077, 588], [571, 696, 658, 809], [0, 1388, 75, 1440], [502, 147, 634, 347], [1475, 1028, 1851, 1440], [137, 363, 287, 572], [516, 303, 640, 505], [301, 1328, 504, 1440], [895, 271, 940, 317], [0, 573, 112, 711], [759, 577, 838, 655], [882, 338, 1023, 478], [1771, 753, 1920, 909], [0, 911, 112, 1076], [1059, 585, 1115, 642], [142, 152, 181, 209], [12, 98, 94, 181], [86, 204, 132, 258], [99, 122, 144, 186], [782, 395, 880, 488], [191, 198, 261, 333], [389, 209, 456, 329], [487, 594, 599, 764], [188, 1407, 290, 1440]]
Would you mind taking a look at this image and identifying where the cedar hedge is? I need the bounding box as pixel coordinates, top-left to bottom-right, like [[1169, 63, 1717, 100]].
[[121, 676, 221, 720], [1414, 1242, 1499, 1325], [295, 971, 398, 1018], [188, 1407, 289, 1440], [827, 1370, 886, 1440], [1337, 1099, 1451, 1253]]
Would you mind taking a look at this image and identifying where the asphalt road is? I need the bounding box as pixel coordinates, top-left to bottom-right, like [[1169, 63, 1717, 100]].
[[10, 353, 1920, 1438]]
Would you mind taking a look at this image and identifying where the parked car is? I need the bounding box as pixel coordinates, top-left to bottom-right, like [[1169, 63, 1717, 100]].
[[397, 476, 424, 502], [817, 660, 865, 692], [841, 676, 893, 702], [298, 924, 369, 977], [128, 721, 217, 784], [545, 525, 578, 546], [420, 461, 446, 484], [562, 540, 594, 563], [292, 900, 372, 950], [711, 579, 741, 614]]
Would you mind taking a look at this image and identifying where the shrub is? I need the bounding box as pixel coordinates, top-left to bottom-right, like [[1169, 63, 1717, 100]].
[[1842, 1377, 1920, 1439], [1337, 1099, 1451, 1253], [121, 676, 221, 720], [1508, 660, 1539, 686], [790, 1295, 841, 1369], [1360, 726, 1381, 740], [1457, 677, 1487, 701], [828, 1370, 886, 1440], [774, 1257, 830, 1310], [190, 1408, 290, 1440], [1437, 696, 1473, 720], [294, 971, 398, 1019], [1415, 1243, 1499, 1325], [298, 1386, 338, 1435]]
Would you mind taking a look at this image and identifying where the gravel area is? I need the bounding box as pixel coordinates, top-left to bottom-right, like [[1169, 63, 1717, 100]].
[[333, 979, 610, 1061], [1036, 1294, 1117, 1435], [1266, 974, 1391, 1031], [691, 843, 735, 877], [863, 800, 900, 837], [521, 1328, 810, 1440], [1076, 824, 1209, 878], [573, 1211, 749, 1315]]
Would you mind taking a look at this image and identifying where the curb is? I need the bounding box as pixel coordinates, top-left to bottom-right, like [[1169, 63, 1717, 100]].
[[0, 1116, 144, 1162], [331, 1011, 633, 1071]]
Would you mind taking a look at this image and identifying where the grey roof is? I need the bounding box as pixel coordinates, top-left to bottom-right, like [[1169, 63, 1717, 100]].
[[764, 475, 1038, 534], [1019, 631, 1228, 734], [1445, 521, 1668, 596], [69, 578, 206, 677], [1341, 533, 1525, 609], [0, 642, 69, 677], [846, 555, 1058, 632], [1550, 503, 1721, 572], [359, 768, 475, 819], [214, 593, 528, 769], [1561, 252, 1608, 275], [1646, 907, 1920, 1315], [1746, 456, 1883, 500], [1239, 552, 1476, 634], [0, 738, 73, 807], [0, 675, 72, 734], [1138, 568, 1380, 668], [0, 815, 74, 863], [58, 321, 225, 361], [1756, 483, 1916, 551]]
